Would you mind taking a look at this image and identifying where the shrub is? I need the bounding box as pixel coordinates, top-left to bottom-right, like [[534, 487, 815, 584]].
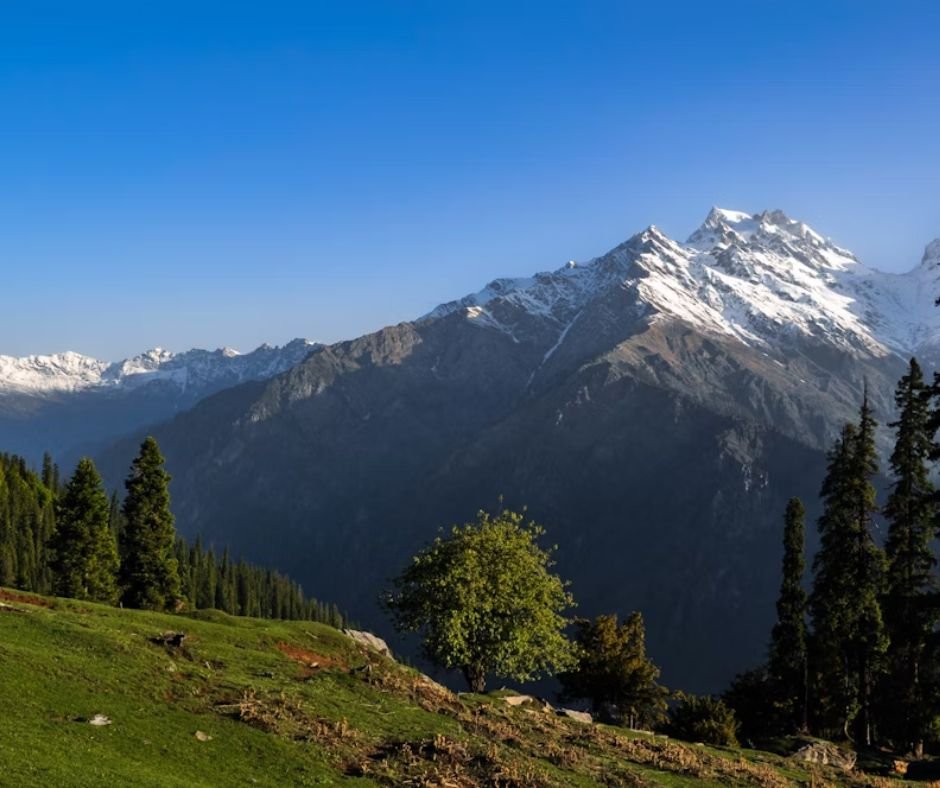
[[664, 692, 739, 747]]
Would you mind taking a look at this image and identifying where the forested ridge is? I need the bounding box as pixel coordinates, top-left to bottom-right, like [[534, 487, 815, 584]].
[[0, 443, 345, 627]]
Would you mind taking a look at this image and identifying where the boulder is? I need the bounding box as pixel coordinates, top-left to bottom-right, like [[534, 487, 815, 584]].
[[152, 631, 187, 648], [343, 628, 393, 658], [558, 708, 593, 724], [790, 741, 856, 770]]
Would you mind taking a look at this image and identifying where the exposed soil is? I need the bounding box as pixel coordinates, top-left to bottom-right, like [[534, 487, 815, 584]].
[[0, 588, 52, 608], [276, 642, 345, 676]]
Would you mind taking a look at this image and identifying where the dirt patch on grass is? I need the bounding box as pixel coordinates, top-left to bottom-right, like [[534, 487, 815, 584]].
[[0, 588, 52, 608], [276, 642, 346, 676], [349, 733, 555, 787]]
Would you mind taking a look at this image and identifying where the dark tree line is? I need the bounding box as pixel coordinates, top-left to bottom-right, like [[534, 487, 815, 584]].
[[0, 439, 345, 627], [729, 358, 940, 755], [174, 538, 346, 626]]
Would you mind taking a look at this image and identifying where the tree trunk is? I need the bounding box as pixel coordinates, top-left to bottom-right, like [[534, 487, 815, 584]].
[[463, 663, 486, 693]]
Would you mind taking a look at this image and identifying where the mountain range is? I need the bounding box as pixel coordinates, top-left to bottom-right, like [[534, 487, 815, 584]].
[[0, 339, 319, 463], [4, 207, 939, 692]]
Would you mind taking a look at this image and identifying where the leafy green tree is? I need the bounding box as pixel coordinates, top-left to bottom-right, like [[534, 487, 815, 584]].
[[881, 358, 937, 755], [385, 507, 577, 692], [809, 396, 887, 744], [48, 458, 119, 603], [118, 437, 181, 610], [665, 693, 739, 747], [559, 612, 669, 728], [767, 497, 808, 733]]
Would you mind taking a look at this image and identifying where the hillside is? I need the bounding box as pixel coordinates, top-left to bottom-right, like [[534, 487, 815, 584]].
[[0, 587, 882, 787]]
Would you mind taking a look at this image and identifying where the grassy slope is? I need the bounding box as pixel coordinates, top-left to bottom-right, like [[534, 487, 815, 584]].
[[0, 589, 897, 787]]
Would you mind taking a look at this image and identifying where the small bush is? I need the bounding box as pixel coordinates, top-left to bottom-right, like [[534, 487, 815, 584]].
[[664, 692, 739, 747]]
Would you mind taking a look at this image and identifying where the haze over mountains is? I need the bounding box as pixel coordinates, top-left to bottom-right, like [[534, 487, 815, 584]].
[[0, 339, 318, 463], [4, 208, 939, 691]]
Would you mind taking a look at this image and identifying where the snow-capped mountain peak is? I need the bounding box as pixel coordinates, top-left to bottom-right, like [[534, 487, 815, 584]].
[[0, 339, 319, 394], [687, 207, 856, 269], [921, 238, 940, 270], [428, 208, 940, 361]]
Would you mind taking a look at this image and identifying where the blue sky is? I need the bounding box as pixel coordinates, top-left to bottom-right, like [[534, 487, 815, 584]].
[[2, 1, 939, 359]]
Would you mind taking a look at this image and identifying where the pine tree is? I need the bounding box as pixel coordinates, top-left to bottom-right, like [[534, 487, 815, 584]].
[[559, 612, 669, 727], [118, 437, 181, 610], [41, 452, 56, 491], [49, 458, 119, 603], [810, 424, 860, 736], [881, 358, 937, 754], [108, 491, 125, 540], [768, 497, 808, 733], [197, 547, 217, 609], [849, 393, 889, 747], [809, 395, 888, 744]]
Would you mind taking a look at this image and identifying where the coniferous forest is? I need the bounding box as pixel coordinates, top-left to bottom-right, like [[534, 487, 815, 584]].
[[0, 438, 346, 628], [726, 357, 940, 756]]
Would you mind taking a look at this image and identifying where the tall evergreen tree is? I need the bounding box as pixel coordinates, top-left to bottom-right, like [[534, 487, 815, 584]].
[[810, 424, 861, 737], [41, 452, 58, 492], [108, 491, 125, 539], [881, 358, 937, 754], [49, 458, 119, 603], [809, 395, 888, 745], [849, 393, 889, 747], [118, 437, 181, 610], [768, 497, 808, 733]]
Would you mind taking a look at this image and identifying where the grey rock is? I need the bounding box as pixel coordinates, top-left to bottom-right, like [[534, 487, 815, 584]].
[[343, 628, 392, 658], [790, 742, 856, 770], [558, 709, 593, 724]]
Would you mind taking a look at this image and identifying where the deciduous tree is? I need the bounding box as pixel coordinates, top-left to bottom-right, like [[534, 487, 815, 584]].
[[385, 508, 576, 692]]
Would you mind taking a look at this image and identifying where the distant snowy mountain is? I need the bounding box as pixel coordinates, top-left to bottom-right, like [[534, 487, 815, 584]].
[[0, 339, 319, 395], [0, 339, 319, 463], [428, 207, 940, 361]]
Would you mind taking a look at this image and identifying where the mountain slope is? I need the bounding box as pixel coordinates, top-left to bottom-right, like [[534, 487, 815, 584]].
[[0, 588, 876, 786], [93, 209, 935, 694]]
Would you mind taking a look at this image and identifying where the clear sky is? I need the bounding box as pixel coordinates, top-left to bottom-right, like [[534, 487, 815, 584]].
[[2, 1, 939, 359]]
